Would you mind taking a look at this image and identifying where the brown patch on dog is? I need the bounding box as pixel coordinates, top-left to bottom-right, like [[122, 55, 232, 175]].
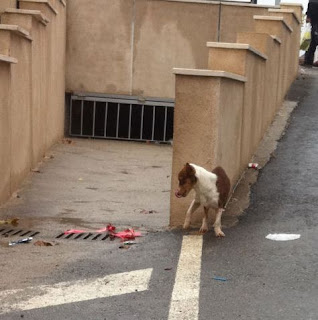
[[212, 166, 231, 208], [176, 163, 197, 197]]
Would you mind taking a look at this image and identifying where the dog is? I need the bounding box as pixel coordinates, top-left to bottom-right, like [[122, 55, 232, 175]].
[[175, 163, 230, 237]]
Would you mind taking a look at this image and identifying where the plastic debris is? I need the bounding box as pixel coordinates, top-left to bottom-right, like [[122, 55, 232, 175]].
[[266, 233, 301, 241], [213, 276, 227, 282], [64, 226, 109, 235], [107, 224, 142, 240], [0, 218, 19, 226], [64, 224, 142, 241], [248, 163, 259, 170], [123, 241, 136, 245], [140, 209, 158, 214], [9, 237, 33, 246]]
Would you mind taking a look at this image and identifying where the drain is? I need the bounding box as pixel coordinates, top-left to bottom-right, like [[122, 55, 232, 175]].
[[0, 228, 40, 238], [55, 232, 110, 241]]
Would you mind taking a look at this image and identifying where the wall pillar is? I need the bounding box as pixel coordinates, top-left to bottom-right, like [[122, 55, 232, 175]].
[[207, 42, 267, 172], [170, 69, 246, 227]]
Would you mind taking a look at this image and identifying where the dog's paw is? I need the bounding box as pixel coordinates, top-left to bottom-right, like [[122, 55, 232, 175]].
[[214, 228, 225, 237], [199, 225, 208, 234], [183, 221, 191, 230]]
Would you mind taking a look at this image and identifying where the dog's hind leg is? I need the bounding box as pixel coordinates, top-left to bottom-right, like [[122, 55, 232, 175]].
[[183, 200, 200, 229], [213, 208, 225, 237], [199, 206, 209, 233]]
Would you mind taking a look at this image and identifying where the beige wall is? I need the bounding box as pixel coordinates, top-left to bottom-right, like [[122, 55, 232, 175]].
[[169, 4, 301, 227], [0, 0, 66, 204], [170, 71, 245, 227], [65, 0, 134, 95], [4, 32, 33, 192], [0, 0, 16, 12], [66, 0, 220, 99], [133, 0, 219, 98], [219, 3, 269, 42], [65, 0, 285, 99], [0, 60, 12, 203]]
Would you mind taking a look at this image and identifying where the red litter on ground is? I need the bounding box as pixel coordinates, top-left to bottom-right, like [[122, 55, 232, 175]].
[[106, 224, 142, 240], [64, 224, 142, 241], [248, 163, 259, 170]]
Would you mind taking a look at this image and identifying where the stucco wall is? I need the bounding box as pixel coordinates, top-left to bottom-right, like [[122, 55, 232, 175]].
[[65, 0, 220, 98], [132, 0, 219, 98], [0, 0, 66, 204], [170, 71, 245, 227], [219, 3, 269, 42], [0, 0, 16, 12], [0, 60, 12, 203], [8, 33, 33, 192]]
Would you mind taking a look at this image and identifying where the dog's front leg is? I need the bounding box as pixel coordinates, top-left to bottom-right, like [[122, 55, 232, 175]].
[[183, 200, 200, 229], [213, 208, 225, 237], [199, 206, 209, 233]]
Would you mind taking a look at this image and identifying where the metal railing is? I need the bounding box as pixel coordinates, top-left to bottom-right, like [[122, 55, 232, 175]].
[[69, 93, 174, 143]]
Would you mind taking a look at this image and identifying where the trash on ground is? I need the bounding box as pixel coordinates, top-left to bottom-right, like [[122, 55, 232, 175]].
[[213, 276, 227, 282], [31, 167, 41, 173], [266, 233, 301, 241], [64, 226, 109, 235], [63, 224, 142, 241], [78, 178, 83, 181], [140, 209, 158, 214], [34, 240, 53, 247], [248, 163, 259, 170], [0, 218, 19, 226], [9, 237, 33, 246], [44, 155, 54, 159], [107, 224, 142, 240], [123, 241, 136, 245], [119, 245, 130, 249], [61, 138, 74, 144], [164, 268, 172, 271]]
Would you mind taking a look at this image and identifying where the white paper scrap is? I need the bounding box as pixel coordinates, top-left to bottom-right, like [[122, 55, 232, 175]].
[[266, 233, 301, 241]]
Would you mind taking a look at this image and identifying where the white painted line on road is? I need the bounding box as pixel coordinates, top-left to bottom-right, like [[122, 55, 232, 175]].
[[0, 268, 153, 314], [168, 235, 203, 320]]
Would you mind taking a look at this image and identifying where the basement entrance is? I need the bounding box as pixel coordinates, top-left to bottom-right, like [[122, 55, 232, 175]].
[[69, 94, 174, 143]]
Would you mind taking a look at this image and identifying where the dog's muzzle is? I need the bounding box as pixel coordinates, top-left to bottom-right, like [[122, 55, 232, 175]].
[[175, 190, 183, 198]]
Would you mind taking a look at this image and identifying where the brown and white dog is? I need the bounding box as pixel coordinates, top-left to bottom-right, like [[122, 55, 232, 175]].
[[175, 163, 230, 237]]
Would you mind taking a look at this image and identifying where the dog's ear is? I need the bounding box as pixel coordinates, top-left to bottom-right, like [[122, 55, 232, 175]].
[[185, 163, 195, 175]]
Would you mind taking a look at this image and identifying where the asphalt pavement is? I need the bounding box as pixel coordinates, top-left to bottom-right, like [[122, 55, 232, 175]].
[[0, 68, 318, 320]]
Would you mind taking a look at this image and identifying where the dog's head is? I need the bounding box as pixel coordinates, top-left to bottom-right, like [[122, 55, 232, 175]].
[[175, 163, 197, 198]]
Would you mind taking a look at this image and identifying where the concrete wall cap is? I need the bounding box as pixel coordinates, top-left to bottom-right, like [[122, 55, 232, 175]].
[[253, 15, 293, 33], [173, 68, 247, 82], [0, 53, 18, 64], [19, 0, 58, 15], [160, 0, 220, 5], [206, 42, 268, 60], [4, 8, 50, 25], [221, 1, 278, 8], [271, 34, 282, 44], [0, 24, 33, 41], [268, 8, 301, 24], [280, 2, 303, 9]]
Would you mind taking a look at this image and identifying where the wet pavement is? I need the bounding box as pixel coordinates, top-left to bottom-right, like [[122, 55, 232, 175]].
[[0, 68, 318, 319]]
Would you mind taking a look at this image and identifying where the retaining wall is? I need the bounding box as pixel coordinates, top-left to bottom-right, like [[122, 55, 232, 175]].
[[0, 0, 66, 204]]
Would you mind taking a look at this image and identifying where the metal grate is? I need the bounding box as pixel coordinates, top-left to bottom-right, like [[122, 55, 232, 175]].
[[69, 93, 174, 143], [55, 232, 110, 241], [0, 228, 40, 238]]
